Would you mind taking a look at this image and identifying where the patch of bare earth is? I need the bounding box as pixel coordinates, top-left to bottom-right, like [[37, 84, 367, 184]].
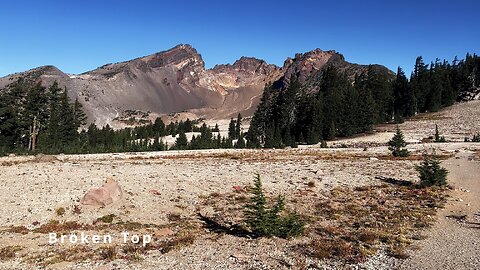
[[0, 147, 451, 269], [0, 101, 479, 269]]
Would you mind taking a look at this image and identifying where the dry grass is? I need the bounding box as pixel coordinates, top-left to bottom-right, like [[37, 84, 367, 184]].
[[4, 225, 29, 235], [157, 232, 196, 254], [97, 246, 117, 261], [55, 207, 66, 216], [127, 149, 382, 163], [31, 246, 94, 266], [199, 181, 448, 264], [94, 214, 117, 224], [0, 246, 23, 260], [33, 220, 89, 234], [300, 184, 448, 263], [11, 217, 200, 266], [377, 152, 453, 161], [72, 205, 82, 214], [166, 213, 182, 222]]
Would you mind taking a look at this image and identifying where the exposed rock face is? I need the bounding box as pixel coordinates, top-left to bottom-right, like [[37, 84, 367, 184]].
[[80, 177, 123, 207], [0, 45, 392, 127], [0, 44, 281, 127], [458, 87, 480, 101], [279, 49, 394, 90], [205, 57, 282, 93], [281, 49, 337, 86]]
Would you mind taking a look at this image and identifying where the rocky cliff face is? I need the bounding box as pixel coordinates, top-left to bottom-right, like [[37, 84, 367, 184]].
[[278, 49, 394, 91], [0, 45, 391, 127], [0, 45, 282, 127]]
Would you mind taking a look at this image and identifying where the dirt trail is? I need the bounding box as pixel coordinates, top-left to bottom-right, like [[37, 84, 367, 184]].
[[399, 150, 480, 269]]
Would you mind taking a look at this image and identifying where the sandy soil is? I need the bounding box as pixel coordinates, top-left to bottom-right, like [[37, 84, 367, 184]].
[[397, 150, 480, 269], [0, 148, 421, 269], [0, 101, 478, 269]]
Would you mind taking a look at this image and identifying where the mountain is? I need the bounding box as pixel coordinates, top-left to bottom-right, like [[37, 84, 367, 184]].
[[0, 45, 390, 127], [278, 49, 393, 91]]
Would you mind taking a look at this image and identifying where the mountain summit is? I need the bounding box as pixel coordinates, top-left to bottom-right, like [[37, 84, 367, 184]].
[[0, 45, 391, 127]]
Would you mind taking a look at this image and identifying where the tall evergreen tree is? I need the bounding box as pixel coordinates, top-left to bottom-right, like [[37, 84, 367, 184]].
[[174, 131, 188, 150], [235, 113, 242, 139], [393, 67, 411, 119], [228, 118, 236, 139], [58, 87, 76, 146], [72, 98, 87, 129]]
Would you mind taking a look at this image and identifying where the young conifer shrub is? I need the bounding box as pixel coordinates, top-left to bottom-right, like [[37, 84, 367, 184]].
[[243, 174, 304, 238], [416, 151, 448, 187], [434, 124, 446, 142], [388, 126, 409, 157]]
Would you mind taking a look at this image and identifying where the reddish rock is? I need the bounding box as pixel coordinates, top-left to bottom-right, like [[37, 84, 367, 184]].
[[149, 189, 161, 196], [80, 177, 123, 207], [154, 228, 175, 238]]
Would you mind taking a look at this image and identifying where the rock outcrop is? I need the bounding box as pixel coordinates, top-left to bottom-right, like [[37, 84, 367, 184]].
[[0, 45, 393, 126], [80, 177, 123, 207]]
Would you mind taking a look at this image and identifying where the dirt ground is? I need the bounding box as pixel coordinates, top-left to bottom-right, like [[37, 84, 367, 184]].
[[0, 100, 479, 269], [397, 150, 480, 269]]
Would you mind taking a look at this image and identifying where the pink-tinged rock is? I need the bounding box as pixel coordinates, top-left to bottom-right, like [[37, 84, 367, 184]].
[[149, 189, 161, 196], [80, 177, 123, 207], [232, 185, 243, 192], [154, 228, 175, 238]]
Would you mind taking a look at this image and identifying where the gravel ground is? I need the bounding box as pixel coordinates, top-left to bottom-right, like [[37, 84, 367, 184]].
[[396, 150, 480, 270], [0, 101, 478, 269]]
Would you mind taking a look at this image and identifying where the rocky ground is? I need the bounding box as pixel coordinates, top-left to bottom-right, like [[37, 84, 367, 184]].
[[0, 101, 479, 270]]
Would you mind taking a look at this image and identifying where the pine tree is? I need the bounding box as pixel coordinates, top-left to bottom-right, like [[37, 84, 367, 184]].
[[42, 81, 63, 151], [174, 131, 188, 150], [244, 174, 267, 235], [243, 174, 304, 238], [235, 113, 242, 139], [388, 126, 409, 157], [235, 134, 246, 148], [434, 124, 446, 142], [58, 87, 76, 147], [416, 151, 448, 187], [0, 95, 17, 152], [152, 117, 166, 136], [393, 67, 412, 119], [72, 98, 87, 129], [213, 123, 220, 132], [228, 118, 236, 140], [355, 73, 376, 132]]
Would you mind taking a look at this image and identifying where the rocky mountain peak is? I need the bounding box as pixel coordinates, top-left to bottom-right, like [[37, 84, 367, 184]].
[[212, 56, 279, 75], [281, 48, 339, 86], [141, 44, 205, 70], [0, 44, 393, 127], [81, 44, 205, 83]]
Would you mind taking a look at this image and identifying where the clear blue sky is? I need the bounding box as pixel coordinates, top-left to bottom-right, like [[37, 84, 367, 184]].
[[0, 0, 478, 77]]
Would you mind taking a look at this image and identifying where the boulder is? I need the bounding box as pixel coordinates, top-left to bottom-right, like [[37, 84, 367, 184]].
[[154, 228, 175, 238], [80, 177, 123, 207], [34, 154, 58, 163]]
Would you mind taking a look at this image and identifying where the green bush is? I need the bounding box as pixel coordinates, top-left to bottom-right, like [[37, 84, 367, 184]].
[[472, 133, 480, 142], [388, 126, 409, 157], [416, 152, 448, 187], [320, 140, 328, 148], [243, 174, 304, 238], [434, 124, 446, 142]]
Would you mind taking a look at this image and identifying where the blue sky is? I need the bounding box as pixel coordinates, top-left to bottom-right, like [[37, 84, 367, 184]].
[[0, 0, 478, 77]]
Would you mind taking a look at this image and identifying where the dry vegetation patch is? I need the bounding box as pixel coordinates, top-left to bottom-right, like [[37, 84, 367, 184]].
[[198, 181, 448, 264], [301, 184, 448, 262], [0, 245, 23, 260], [2, 216, 202, 266]]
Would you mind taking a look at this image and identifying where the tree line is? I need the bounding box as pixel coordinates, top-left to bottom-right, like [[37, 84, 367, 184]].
[[247, 53, 480, 148], [0, 79, 246, 155], [0, 80, 86, 154], [1, 53, 478, 154]]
